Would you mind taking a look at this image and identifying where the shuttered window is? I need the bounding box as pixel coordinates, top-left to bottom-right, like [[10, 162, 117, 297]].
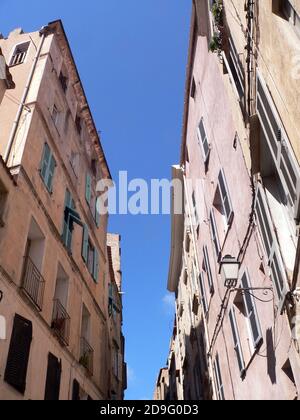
[[203, 245, 214, 294], [199, 272, 208, 314], [40, 143, 56, 193], [44, 353, 61, 400], [255, 184, 289, 307], [241, 271, 263, 350], [85, 173, 92, 205], [218, 169, 234, 225], [93, 248, 99, 283], [82, 225, 99, 283], [62, 189, 82, 252], [228, 36, 245, 101], [213, 355, 225, 400], [210, 209, 221, 261], [197, 118, 210, 163], [4, 314, 32, 394], [229, 308, 245, 376], [257, 72, 300, 221]]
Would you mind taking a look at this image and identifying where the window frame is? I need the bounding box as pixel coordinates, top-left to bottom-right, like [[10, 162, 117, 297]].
[[210, 209, 221, 261], [213, 354, 225, 401], [9, 41, 30, 67], [256, 70, 300, 223], [240, 269, 263, 351], [217, 169, 234, 226], [229, 307, 246, 377], [203, 245, 214, 294], [197, 118, 210, 163], [255, 183, 289, 310], [40, 142, 56, 193]]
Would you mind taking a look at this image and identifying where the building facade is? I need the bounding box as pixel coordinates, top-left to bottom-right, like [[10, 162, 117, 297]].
[[107, 233, 127, 400], [156, 0, 300, 400], [0, 21, 126, 400]]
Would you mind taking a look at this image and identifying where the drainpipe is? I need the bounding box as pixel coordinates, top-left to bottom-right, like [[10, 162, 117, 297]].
[[181, 168, 217, 401], [4, 25, 51, 165]]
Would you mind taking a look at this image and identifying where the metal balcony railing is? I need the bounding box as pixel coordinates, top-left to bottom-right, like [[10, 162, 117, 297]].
[[79, 337, 94, 375], [51, 299, 71, 346], [21, 256, 45, 311]]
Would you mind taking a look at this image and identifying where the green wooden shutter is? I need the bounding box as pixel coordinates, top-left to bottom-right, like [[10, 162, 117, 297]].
[[85, 174, 92, 205], [82, 225, 89, 263], [93, 248, 99, 283], [40, 143, 51, 181], [46, 155, 56, 192]]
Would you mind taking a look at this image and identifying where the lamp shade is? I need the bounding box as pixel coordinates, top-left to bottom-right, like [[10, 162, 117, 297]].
[[220, 255, 240, 288]]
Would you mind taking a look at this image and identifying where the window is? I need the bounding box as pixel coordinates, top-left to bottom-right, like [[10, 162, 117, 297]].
[[9, 42, 30, 66], [4, 314, 32, 394], [203, 246, 214, 294], [70, 151, 80, 178], [229, 307, 245, 376], [257, 72, 300, 222], [109, 282, 120, 321], [240, 271, 263, 350], [217, 169, 234, 225], [52, 104, 60, 127], [62, 189, 82, 252], [52, 264, 70, 346], [213, 355, 225, 400], [22, 218, 46, 311], [40, 143, 56, 193], [85, 173, 92, 205], [210, 209, 221, 261], [191, 77, 196, 99], [199, 272, 208, 314], [281, 0, 300, 36], [44, 353, 61, 400], [228, 36, 245, 102], [75, 115, 82, 134], [191, 191, 199, 230], [59, 71, 68, 93], [82, 225, 99, 282], [197, 118, 210, 163], [255, 184, 289, 308], [80, 305, 93, 374], [85, 173, 100, 227]]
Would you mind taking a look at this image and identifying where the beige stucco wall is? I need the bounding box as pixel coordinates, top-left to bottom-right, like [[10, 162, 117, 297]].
[[0, 23, 115, 400]]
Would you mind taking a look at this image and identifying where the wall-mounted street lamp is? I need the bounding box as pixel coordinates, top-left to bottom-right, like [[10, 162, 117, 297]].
[[219, 255, 240, 289]]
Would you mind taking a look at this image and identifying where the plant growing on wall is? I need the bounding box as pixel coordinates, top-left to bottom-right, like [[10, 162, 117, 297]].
[[212, 0, 223, 27], [210, 0, 225, 55]]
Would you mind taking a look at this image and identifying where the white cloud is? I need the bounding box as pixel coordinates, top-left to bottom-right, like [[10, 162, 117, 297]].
[[162, 293, 175, 315], [127, 366, 136, 385]]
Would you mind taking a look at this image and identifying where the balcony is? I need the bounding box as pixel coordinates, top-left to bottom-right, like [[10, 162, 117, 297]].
[[21, 256, 45, 311], [79, 337, 94, 376], [51, 299, 71, 346]]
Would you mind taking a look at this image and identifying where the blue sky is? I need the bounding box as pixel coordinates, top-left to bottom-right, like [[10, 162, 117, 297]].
[[0, 0, 191, 399]]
